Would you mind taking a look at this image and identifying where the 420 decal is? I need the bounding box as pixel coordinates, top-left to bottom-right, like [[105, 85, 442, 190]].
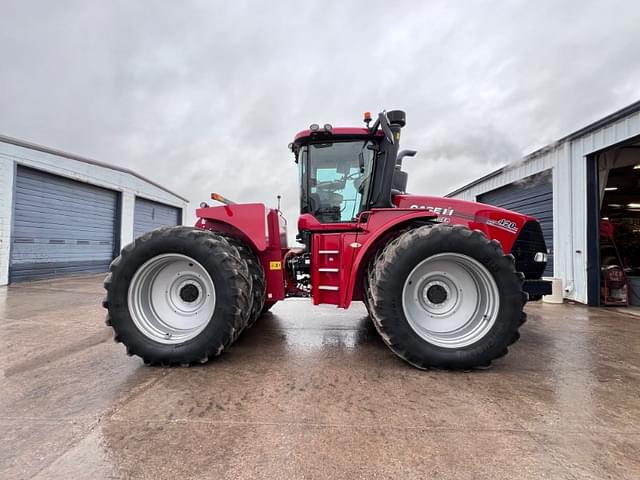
[[486, 218, 518, 233]]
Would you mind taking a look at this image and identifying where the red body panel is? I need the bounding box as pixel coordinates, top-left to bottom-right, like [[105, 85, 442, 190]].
[[195, 203, 287, 302], [298, 213, 359, 232], [195, 203, 271, 250], [195, 195, 537, 310], [394, 194, 535, 254]]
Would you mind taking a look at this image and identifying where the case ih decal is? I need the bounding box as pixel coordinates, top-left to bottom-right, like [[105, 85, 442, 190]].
[[409, 204, 455, 222]]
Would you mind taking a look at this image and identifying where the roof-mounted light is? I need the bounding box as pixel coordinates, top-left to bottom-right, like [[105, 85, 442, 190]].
[[323, 123, 332, 132], [310, 123, 320, 131], [363, 111, 372, 128]]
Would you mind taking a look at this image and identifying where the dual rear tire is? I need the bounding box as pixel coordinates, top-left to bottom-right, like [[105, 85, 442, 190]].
[[103, 226, 265, 365]]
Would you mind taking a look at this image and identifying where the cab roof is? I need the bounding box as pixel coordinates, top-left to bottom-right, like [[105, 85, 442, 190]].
[[293, 127, 383, 144]]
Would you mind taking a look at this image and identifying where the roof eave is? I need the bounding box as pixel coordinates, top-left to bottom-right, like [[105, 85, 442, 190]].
[[0, 133, 189, 203]]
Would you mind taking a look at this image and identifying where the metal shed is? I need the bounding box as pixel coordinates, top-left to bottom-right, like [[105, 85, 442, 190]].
[[0, 135, 188, 285], [447, 100, 640, 304]]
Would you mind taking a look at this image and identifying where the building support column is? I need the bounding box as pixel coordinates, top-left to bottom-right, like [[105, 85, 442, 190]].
[[0, 159, 15, 286], [120, 191, 135, 250]]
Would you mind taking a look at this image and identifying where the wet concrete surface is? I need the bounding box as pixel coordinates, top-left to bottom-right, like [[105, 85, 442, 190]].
[[1, 274, 639, 479]]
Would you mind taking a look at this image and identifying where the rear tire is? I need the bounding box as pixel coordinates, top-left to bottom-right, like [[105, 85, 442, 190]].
[[369, 224, 525, 370], [103, 226, 252, 365], [219, 235, 266, 329]]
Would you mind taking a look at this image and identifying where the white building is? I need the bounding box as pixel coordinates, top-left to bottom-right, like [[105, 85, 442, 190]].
[[448, 101, 640, 305], [0, 135, 188, 285]]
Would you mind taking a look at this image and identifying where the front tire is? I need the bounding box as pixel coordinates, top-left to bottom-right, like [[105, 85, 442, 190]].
[[103, 226, 252, 365], [369, 224, 526, 370]]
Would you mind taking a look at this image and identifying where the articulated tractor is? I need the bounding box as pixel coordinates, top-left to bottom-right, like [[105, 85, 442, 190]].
[[103, 110, 551, 369]]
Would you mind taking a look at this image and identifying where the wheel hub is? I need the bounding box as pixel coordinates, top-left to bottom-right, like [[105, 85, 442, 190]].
[[179, 283, 200, 303], [426, 283, 448, 305]]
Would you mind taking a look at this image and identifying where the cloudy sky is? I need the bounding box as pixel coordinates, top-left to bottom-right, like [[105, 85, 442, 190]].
[[1, 1, 640, 228]]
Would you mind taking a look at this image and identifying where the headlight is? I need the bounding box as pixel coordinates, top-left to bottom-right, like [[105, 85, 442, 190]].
[[534, 252, 548, 263]]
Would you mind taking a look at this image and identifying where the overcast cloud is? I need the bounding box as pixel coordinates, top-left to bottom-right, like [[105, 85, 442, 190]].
[[1, 1, 640, 230]]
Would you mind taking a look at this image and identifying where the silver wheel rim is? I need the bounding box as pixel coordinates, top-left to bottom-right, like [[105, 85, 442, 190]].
[[128, 253, 215, 344], [402, 253, 500, 348]]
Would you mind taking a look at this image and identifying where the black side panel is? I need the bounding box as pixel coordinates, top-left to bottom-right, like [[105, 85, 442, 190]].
[[511, 221, 548, 279], [369, 121, 402, 209], [478, 170, 553, 276]]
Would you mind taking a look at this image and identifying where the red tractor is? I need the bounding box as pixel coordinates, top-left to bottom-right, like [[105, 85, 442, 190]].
[[103, 110, 551, 369]]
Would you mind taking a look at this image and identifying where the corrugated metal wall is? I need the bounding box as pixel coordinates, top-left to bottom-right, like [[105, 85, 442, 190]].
[[0, 137, 188, 286], [133, 197, 181, 238], [448, 105, 640, 303], [478, 170, 553, 276], [10, 166, 119, 282]]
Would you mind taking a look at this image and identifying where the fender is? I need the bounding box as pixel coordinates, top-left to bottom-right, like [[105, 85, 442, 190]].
[[196, 203, 287, 302], [195, 203, 272, 252], [343, 209, 438, 307]]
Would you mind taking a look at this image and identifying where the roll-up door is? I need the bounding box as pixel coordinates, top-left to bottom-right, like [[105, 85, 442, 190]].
[[133, 197, 181, 238], [10, 166, 119, 282]]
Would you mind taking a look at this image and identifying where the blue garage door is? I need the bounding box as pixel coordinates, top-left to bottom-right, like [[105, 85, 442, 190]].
[[133, 197, 181, 238], [478, 170, 553, 276], [10, 166, 119, 282]]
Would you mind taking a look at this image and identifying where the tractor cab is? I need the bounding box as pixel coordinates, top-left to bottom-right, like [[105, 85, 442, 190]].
[[296, 135, 375, 223], [291, 111, 409, 228]]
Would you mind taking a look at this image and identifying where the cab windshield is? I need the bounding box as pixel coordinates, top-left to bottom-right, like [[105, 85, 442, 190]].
[[299, 140, 375, 223]]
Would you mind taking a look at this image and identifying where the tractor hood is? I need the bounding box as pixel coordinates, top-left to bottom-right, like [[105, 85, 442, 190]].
[[393, 194, 538, 254]]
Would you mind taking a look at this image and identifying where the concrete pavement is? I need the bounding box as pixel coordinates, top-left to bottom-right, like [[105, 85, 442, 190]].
[[1, 275, 639, 479]]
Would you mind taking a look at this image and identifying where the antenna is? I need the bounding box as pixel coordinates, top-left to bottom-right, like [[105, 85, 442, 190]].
[[277, 195, 281, 211]]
